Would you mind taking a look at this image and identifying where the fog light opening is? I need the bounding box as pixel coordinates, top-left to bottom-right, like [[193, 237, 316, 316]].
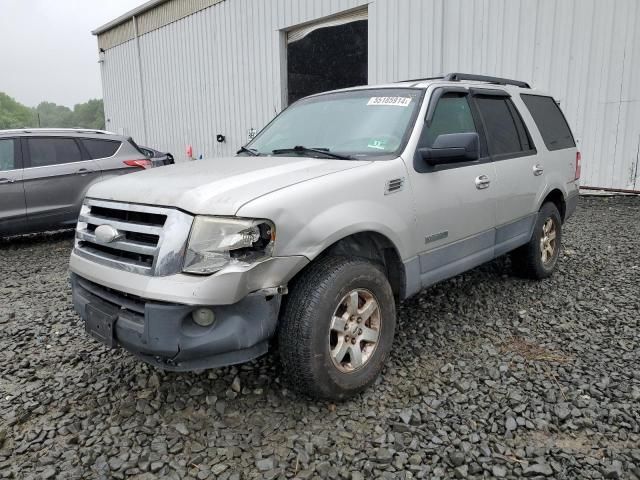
[[192, 308, 215, 327]]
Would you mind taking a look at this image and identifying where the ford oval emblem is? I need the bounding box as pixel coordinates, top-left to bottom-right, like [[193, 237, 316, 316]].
[[95, 224, 122, 244]]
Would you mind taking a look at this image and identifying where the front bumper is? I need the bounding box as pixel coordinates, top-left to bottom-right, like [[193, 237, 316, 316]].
[[69, 248, 307, 305], [71, 273, 281, 371]]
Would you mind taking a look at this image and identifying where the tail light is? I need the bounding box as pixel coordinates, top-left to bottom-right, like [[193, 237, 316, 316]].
[[574, 151, 581, 180], [124, 159, 152, 169]]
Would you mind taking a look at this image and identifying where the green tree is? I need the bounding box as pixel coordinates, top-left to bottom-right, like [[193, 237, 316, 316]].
[[34, 101, 74, 128], [0, 92, 35, 128], [0, 93, 105, 130], [72, 99, 105, 130]]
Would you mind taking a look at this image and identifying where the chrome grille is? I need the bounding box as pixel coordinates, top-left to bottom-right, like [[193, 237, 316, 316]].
[[74, 198, 193, 276]]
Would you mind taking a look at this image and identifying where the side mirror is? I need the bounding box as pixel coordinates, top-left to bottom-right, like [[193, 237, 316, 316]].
[[419, 132, 480, 166]]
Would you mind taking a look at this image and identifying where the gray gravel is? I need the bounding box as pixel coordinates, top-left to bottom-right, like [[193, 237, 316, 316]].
[[1, 196, 639, 480]]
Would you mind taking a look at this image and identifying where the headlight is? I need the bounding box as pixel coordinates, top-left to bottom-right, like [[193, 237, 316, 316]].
[[183, 217, 275, 274]]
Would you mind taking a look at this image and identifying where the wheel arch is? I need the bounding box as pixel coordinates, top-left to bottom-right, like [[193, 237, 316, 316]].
[[293, 230, 407, 301], [540, 188, 567, 221]]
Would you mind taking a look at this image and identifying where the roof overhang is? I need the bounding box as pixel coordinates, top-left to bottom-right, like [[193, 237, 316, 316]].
[[92, 0, 169, 35]]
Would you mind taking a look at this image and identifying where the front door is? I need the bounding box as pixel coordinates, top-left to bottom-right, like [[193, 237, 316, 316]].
[[407, 91, 497, 287], [0, 137, 26, 236], [23, 136, 102, 230]]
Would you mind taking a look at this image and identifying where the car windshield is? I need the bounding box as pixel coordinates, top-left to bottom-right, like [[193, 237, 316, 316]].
[[246, 88, 423, 159]]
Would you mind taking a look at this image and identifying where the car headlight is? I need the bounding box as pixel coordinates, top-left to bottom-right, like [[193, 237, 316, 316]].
[[183, 217, 275, 274]]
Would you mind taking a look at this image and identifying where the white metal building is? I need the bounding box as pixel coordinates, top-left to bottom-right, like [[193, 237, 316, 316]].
[[94, 0, 640, 192]]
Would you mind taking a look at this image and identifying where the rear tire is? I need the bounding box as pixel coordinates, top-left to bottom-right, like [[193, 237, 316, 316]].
[[512, 202, 562, 279], [278, 256, 396, 400]]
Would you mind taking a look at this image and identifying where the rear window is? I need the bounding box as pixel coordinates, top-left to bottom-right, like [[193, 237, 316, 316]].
[[81, 139, 121, 159], [520, 94, 575, 151]]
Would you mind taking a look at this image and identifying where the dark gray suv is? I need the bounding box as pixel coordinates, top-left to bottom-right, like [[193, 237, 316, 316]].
[[0, 128, 153, 237]]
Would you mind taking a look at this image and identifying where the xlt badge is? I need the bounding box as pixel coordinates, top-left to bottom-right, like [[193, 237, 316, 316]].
[[425, 231, 448, 244]]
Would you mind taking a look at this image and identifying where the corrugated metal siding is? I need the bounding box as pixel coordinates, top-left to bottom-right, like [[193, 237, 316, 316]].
[[97, 21, 135, 51], [101, 40, 145, 139], [137, 0, 225, 35], [99, 0, 640, 190], [97, 0, 225, 50]]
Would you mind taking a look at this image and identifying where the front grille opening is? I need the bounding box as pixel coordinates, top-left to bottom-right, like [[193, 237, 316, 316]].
[[79, 241, 154, 267], [90, 205, 167, 227], [126, 231, 160, 244]]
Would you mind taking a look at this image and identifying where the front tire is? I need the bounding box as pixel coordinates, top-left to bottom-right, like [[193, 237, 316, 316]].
[[512, 202, 562, 279], [278, 256, 396, 400]]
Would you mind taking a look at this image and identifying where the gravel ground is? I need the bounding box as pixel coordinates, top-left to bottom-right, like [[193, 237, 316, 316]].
[[0, 196, 639, 480]]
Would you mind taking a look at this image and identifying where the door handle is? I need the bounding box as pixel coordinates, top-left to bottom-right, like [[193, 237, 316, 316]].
[[0, 177, 16, 184], [475, 175, 491, 189], [533, 164, 544, 176], [75, 168, 93, 176]]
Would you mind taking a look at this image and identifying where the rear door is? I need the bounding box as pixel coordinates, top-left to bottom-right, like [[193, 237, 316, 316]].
[[471, 92, 539, 256], [23, 136, 102, 230], [0, 137, 26, 236]]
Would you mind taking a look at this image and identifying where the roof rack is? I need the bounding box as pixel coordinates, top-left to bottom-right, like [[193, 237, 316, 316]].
[[396, 73, 531, 89], [0, 128, 116, 135], [396, 75, 444, 84], [443, 73, 530, 89]]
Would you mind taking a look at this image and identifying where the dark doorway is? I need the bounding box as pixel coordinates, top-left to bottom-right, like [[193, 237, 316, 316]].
[[287, 20, 368, 105]]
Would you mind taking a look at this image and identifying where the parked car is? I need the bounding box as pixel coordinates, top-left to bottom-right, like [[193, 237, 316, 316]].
[[69, 73, 579, 400], [138, 145, 174, 167], [0, 128, 152, 237]]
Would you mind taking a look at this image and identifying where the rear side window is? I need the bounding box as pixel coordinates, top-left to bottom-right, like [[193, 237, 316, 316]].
[[0, 139, 15, 171], [474, 96, 531, 155], [127, 137, 148, 157], [81, 139, 121, 159], [27, 137, 83, 167], [521, 94, 575, 150]]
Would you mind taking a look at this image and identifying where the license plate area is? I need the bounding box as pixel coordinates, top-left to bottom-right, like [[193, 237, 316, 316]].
[[85, 301, 119, 348]]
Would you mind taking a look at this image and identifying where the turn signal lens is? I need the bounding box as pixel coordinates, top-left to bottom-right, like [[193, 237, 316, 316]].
[[124, 159, 152, 169], [575, 151, 581, 180]]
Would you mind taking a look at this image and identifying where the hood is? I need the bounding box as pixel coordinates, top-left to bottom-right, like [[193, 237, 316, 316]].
[[87, 156, 369, 215]]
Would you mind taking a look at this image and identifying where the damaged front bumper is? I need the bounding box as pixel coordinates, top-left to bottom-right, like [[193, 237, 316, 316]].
[[70, 273, 282, 371]]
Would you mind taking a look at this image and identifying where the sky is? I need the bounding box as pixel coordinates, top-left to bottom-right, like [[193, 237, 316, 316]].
[[0, 0, 144, 107]]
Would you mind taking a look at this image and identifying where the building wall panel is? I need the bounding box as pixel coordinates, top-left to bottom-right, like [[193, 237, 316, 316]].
[[99, 0, 640, 190]]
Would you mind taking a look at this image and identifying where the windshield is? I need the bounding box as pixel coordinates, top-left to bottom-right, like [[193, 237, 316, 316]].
[[246, 88, 424, 159]]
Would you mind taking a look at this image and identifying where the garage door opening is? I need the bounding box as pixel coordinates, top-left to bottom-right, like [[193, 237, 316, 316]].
[[286, 9, 368, 105]]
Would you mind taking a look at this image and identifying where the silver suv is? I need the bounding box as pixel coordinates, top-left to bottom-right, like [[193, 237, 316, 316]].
[[0, 128, 152, 236], [69, 73, 580, 400]]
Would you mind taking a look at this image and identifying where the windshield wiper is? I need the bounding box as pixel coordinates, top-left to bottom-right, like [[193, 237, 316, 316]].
[[237, 146, 260, 156], [271, 145, 352, 160]]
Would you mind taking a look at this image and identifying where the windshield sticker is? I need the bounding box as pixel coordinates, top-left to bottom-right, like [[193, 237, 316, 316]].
[[367, 96, 412, 107], [367, 139, 388, 150]]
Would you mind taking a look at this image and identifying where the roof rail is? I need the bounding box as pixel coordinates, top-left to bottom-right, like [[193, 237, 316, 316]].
[[0, 128, 116, 135], [396, 75, 444, 84], [443, 73, 531, 89], [395, 73, 531, 89]]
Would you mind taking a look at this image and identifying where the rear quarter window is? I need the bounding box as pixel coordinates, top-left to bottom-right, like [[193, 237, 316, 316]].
[[520, 94, 575, 151], [81, 139, 122, 159]]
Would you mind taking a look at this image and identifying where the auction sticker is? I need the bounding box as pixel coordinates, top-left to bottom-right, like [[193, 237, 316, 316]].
[[367, 96, 412, 107]]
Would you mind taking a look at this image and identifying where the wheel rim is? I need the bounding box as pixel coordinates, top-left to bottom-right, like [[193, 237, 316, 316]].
[[329, 289, 381, 373], [540, 217, 557, 265]]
